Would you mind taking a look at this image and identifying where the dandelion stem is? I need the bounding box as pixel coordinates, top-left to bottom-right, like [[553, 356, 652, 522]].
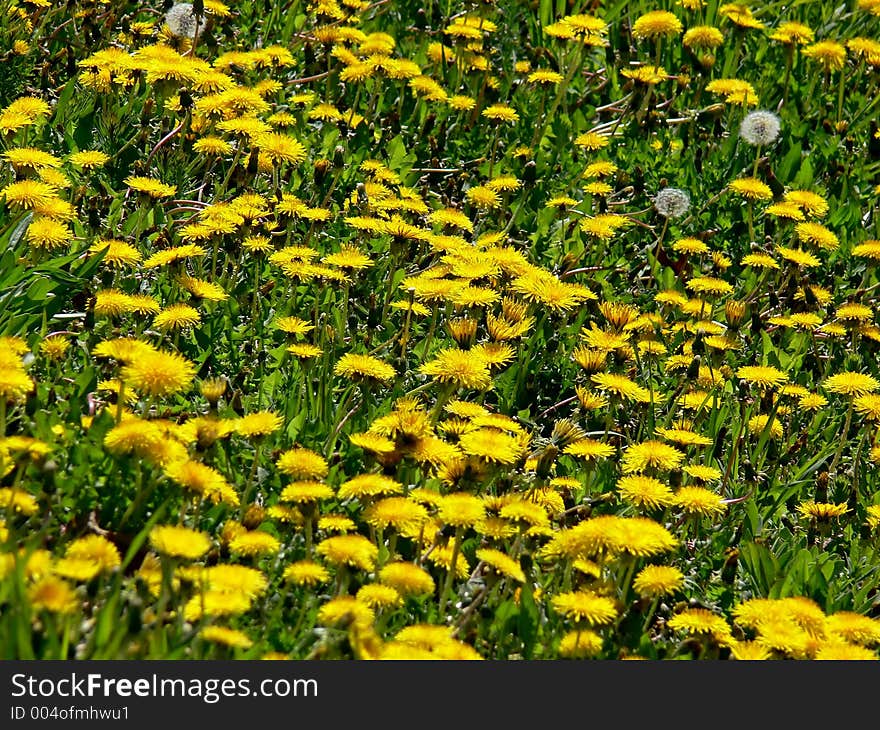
[[641, 597, 660, 635], [438, 526, 463, 618], [747, 201, 756, 244], [240, 441, 264, 516], [304, 516, 314, 556], [829, 400, 854, 476], [488, 126, 500, 178], [836, 69, 846, 127], [115, 381, 126, 424], [534, 45, 584, 149], [781, 46, 794, 108]]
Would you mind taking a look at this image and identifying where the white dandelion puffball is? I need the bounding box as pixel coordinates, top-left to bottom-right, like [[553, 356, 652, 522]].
[[165, 3, 198, 38], [653, 187, 691, 218], [739, 110, 781, 146]]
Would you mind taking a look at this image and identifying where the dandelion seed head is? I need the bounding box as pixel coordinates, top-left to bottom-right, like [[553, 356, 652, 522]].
[[739, 110, 781, 146], [165, 3, 198, 37], [653, 187, 691, 218]]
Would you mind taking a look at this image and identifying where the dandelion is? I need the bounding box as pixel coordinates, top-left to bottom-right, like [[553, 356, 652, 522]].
[[28, 577, 78, 614], [3, 147, 62, 170], [280, 481, 333, 504], [729, 178, 773, 201], [165, 3, 198, 37], [284, 561, 331, 587], [528, 69, 564, 85], [338, 474, 403, 500], [632, 11, 683, 39], [590, 372, 651, 402], [356, 584, 403, 610], [465, 185, 501, 210], [668, 608, 732, 639], [683, 26, 724, 50], [771, 22, 814, 45], [437, 493, 486, 527], [563, 438, 615, 460], [363, 497, 429, 534], [747, 414, 783, 439], [803, 40, 847, 72], [616, 475, 675, 510], [797, 501, 850, 520], [40, 336, 70, 362], [334, 353, 397, 384], [316, 534, 378, 571], [653, 187, 690, 218], [852, 394, 880, 420], [235, 411, 282, 437], [673, 486, 727, 516], [228, 531, 281, 557], [825, 612, 880, 645], [481, 104, 519, 123], [574, 132, 610, 151], [814, 641, 878, 660], [65, 535, 120, 573], [149, 525, 211, 560], [824, 372, 880, 397], [201, 627, 253, 650], [182, 591, 251, 621], [632, 565, 684, 598], [796, 222, 839, 250], [124, 176, 177, 198], [120, 349, 196, 397], [473, 548, 526, 584], [551, 590, 618, 625], [623, 65, 671, 85], [1, 180, 56, 209], [254, 132, 307, 166], [419, 348, 493, 390], [559, 630, 604, 658], [276, 447, 328, 480], [458, 428, 523, 464], [785, 190, 828, 218], [767, 203, 805, 221], [378, 562, 435, 596], [153, 304, 201, 331], [621, 440, 686, 473], [740, 110, 781, 146], [736, 365, 788, 389]]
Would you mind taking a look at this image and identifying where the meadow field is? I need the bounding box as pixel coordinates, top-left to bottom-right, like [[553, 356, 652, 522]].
[[1, 0, 880, 660]]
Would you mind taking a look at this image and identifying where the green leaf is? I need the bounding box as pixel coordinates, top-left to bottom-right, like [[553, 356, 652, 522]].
[[739, 541, 778, 596]]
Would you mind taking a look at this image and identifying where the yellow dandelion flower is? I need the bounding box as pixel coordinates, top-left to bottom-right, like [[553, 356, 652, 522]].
[[621, 440, 685, 473], [149, 525, 211, 560], [551, 590, 618, 625], [673, 486, 726, 516], [797, 501, 849, 520], [729, 177, 773, 200], [276, 447, 328, 480], [316, 534, 378, 571], [228, 531, 281, 557], [284, 561, 331, 586], [476, 548, 526, 582], [28, 577, 78, 615], [632, 565, 684, 598], [334, 353, 397, 383], [119, 348, 195, 397], [378, 561, 435, 596], [824, 372, 880, 397], [632, 10, 683, 39], [124, 176, 177, 198], [616, 475, 675, 510]]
